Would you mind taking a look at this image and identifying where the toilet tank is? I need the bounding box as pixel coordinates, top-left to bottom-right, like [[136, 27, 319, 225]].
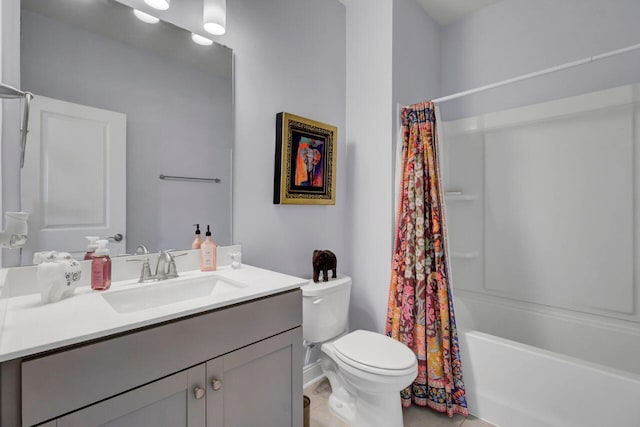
[[300, 275, 351, 343]]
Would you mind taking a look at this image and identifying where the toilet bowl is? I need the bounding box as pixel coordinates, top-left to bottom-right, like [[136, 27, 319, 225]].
[[301, 276, 418, 427]]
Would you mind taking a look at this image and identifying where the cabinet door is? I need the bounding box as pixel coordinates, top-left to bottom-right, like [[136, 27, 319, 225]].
[[206, 328, 303, 427], [56, 364, 206, 427]]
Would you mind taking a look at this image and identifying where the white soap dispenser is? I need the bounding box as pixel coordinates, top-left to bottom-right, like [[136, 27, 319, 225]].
[[84, 236, 100, 260]]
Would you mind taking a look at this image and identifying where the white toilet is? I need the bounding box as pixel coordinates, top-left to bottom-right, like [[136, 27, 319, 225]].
[[301, 275, 418, 427]]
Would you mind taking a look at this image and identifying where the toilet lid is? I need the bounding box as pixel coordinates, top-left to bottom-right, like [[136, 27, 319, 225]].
[[333, 330, 416, 371]]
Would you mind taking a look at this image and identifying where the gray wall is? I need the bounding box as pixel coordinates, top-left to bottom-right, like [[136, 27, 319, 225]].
[[218, 0, 347, 280], [390, 1, 441, 332], [21, 9, 233, 253], [393, 0, 441, 109], [440, 0, 640, 120], [340, 0, 441, 335]]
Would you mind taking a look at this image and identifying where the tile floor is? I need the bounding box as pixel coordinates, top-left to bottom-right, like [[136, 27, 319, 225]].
[[303, 378, 495, 427]]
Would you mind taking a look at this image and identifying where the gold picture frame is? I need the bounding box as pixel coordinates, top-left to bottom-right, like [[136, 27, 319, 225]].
[[273, 112, 337, 205]]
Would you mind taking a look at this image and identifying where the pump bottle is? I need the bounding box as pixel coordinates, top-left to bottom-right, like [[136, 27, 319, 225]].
[[91, 239, 112, 290], [192, 224, 203, 249], [200, 225, 217, 272]]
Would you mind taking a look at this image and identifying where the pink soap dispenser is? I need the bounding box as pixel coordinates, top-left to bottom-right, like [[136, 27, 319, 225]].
[[200, 225, 217, 272], [91, 239, 112, 290], [192, 224, 203, 249]]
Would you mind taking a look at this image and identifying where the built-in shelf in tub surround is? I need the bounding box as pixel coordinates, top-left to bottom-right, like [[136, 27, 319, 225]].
[[445, 191, 477, 201], [451, 251, 479, 259], [0, 247, 307, 362]]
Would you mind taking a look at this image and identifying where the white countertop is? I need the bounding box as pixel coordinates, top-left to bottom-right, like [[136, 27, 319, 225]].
[[0, 265, 306, 362]]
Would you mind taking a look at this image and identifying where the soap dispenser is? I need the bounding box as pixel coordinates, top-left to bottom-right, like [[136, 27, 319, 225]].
[[84, 236, 100, 260], [200, 225, 217, 272], [91, 239, 112, 290], [192, 224, 203, 249]]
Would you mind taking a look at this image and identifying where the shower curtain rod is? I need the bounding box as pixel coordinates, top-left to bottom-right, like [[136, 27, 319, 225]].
[[405, 41, 640, 106]]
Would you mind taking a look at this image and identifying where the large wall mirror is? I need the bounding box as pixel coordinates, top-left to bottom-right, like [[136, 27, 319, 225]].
[[10, 0, 233, 265]]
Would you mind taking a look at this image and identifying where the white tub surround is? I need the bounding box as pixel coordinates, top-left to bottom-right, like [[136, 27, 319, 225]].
[[0, 246, 307, 362], [459, 330, 640, 427], [444, 84, 640, 373], [443, 82, 640, 426]]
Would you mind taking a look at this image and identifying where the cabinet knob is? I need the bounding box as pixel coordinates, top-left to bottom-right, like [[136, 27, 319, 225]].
[[211, 378, 223, 391], [194, 386, 206, 400]]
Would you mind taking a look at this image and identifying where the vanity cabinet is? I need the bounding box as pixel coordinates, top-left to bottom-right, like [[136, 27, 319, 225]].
[[56, 364, 206, 427], [0, 289, 302, 427], [55, 330, 298, 427], [206, 330, 297, 427]]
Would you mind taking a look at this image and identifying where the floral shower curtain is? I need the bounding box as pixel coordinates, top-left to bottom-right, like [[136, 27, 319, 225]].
[[386, 101, 468, 417]]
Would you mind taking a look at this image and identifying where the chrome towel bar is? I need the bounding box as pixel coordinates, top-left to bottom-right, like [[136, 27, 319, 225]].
[[159, 174, 221, 183]]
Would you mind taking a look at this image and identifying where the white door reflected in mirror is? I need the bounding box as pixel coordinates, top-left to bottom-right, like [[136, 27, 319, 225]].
[[21, 95, 126, 263]]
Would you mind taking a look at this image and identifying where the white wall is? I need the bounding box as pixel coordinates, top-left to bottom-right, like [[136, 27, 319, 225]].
[[217, 0, 347, 279], [440, 0, 640, 120], [344, 0, 393, 333]]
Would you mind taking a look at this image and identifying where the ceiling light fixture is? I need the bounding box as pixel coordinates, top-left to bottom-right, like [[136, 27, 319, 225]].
[[144, 0, 170, 11], [133, 9, 160, 24], [203, 0, 226, 35], [191, 33, 213, 46]]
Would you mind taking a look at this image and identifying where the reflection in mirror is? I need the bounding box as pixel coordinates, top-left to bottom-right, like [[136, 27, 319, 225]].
[[13, 0, 233, 265]]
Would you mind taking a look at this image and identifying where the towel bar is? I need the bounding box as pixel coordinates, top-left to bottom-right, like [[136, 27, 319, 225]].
[[159, 174, 221, 183]]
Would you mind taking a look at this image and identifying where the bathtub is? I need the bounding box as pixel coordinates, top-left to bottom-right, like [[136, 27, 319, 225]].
[[455, 295, 640, 427]]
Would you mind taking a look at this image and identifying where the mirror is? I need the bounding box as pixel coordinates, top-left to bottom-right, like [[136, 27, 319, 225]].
[[11, 0, 233, 265]]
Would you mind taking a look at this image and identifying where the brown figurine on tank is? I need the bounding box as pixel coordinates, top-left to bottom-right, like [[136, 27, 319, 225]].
[[312, 250, 337, 283]]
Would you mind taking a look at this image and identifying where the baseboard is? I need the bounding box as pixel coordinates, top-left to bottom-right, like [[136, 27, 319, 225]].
[[303, 361, 325, 389]]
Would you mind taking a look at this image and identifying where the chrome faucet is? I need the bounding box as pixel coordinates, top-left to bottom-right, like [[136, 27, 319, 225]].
[[155, 251, 180, 280], [127, 251, 187, 283], [134, 244, 150, 255]]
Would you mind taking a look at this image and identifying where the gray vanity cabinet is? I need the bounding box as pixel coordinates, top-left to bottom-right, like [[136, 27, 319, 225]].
[[206, 330, 298, 427], [0, 289, 302, 427], [56, 364, 206, 427], [54, 329, 299, 427]]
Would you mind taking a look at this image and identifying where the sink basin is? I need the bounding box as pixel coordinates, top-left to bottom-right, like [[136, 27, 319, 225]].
[[102, 275, 245, 314]]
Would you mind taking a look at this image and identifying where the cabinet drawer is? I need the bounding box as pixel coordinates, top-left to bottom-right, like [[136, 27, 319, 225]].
[[57, 364, 205, 427], [21, 289, 301, 426]]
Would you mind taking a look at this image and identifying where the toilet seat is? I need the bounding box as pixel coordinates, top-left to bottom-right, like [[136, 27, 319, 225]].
[[332, 330, 417, 377]]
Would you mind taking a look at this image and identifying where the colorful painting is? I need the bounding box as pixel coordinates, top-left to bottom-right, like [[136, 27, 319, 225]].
[[274, 113, 337, 205], [294, 136, 324, 187]]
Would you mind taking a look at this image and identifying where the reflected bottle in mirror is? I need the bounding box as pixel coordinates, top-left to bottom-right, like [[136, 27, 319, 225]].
[[91, 240, 112, 290]]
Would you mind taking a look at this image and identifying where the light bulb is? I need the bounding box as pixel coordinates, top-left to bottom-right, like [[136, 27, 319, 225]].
[[191, 33, 213, 46], [203, 22, 225, 36], [203, 0, 226, 35], [133, 9, 160, 24], [144, 0, 170, 11]]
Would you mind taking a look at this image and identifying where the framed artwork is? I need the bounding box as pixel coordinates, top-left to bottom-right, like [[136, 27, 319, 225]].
[[273, 112, 337, 205]]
